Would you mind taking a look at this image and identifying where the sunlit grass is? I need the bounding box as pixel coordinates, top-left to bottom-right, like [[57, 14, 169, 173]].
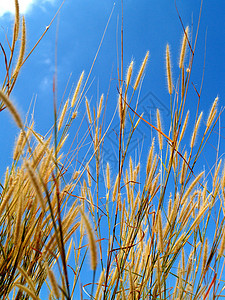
[[0, 0, 224, 299]]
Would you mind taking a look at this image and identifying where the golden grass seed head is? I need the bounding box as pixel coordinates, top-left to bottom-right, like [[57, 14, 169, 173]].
[[73, 170, 81, 181], [13, 130, 25, 161], [97, 93, 104, 119], [24, 160, 45, 211], [79, 208, 97, 270], [219, 228, 225, 256], [125, 60, 134, 90], [32, 136, 52, 169], [146, 138, 155, 175], [112, 174, 119, 202], [133, 51, 149, 90], [0, 90, 23, 129], [190, 111, 203, 148], [179, 110, 189, 144], [166, 44, 173, 95], [156, 109, 163, 150], [71, 71, 84, 107], [181, 171, 204, 205], [58, 98, 69, 131], [13, 0, 20, 42], [13, 16, 26, 79], [179, 26, 189, 69], [0, 181, 14, 216], [189, 202, 210, 232], [106, 162, 111, 190], [13, 193, 23, 246], [46, 265, 60, 299], [146, 154, 157, 192], [202, 238, 208, 271], [85, 96, 92, 124], [206, 96, 218, 129]]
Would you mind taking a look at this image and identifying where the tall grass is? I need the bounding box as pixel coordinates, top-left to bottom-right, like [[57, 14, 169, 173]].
[[0, 0, 224, 299]]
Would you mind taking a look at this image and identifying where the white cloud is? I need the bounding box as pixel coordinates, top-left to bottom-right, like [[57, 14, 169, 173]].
[[0, 0, 55, 17]]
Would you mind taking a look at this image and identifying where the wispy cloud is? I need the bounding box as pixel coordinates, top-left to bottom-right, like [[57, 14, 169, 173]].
[[0, 0, 55, 17]]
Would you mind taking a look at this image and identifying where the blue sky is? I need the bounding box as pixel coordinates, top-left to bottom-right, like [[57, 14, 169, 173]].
[[0, 0, 224, 177], [0, 0, 225, 297]]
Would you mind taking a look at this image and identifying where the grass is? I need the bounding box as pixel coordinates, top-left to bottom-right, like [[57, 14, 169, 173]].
[[0, 0, 225, 299]]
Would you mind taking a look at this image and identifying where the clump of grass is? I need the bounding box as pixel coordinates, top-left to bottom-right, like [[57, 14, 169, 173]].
[[0, 1, 224, 299]]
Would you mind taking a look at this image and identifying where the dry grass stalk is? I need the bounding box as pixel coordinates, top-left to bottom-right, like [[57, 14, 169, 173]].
[[157, 211, 164, 253], [95, 269, 105, 299], [1, 6, 224, 299], [14, 284, 40, 300]]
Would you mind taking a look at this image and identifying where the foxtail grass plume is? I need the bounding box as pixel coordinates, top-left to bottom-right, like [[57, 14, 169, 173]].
[[179, 26, 189, 69], [85, 96, 92, 124], [58, 98, 69, 131], [0, 90, 23, 129], [181, 171, 204, 205], [13, 16, 26, 78], [156, 109, 163, 150], [46, 264, 60, 299], [206, 96, 218, 129], [13, 130, 25, 161], [202, 239, 208, 271], [166, 44, 173, 95], [25, 161, 46, 211], [13, 0, 20, 42], [179, 110, 189, 144], [79, 208, 97, 270], [71, 71, 84, 107], [125, 60, 134, 91], [219, 229, 225, 256], [190, 112, 203, 148], [97, 94, 104, 119], [133, 51, 149, 90]]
